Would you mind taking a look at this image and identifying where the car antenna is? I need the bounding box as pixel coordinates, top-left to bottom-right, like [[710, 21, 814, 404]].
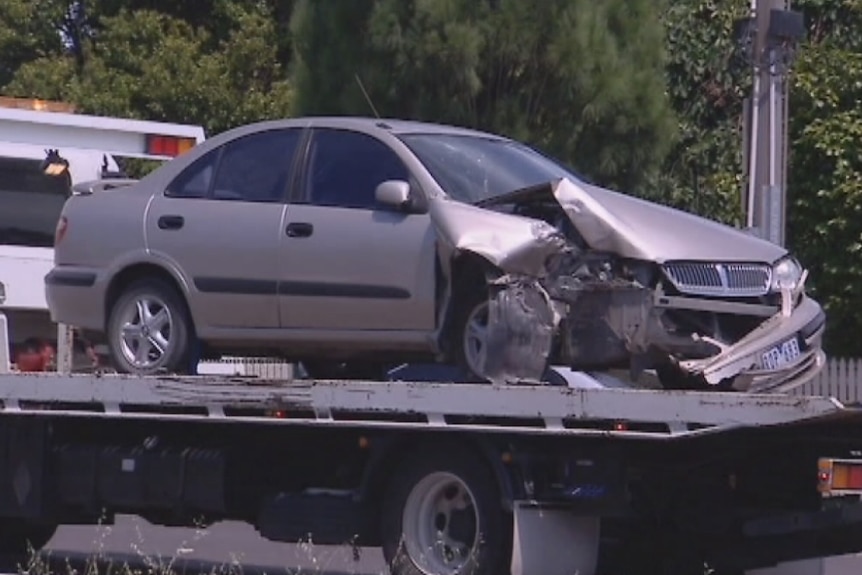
[[354, 73, 381, 119]]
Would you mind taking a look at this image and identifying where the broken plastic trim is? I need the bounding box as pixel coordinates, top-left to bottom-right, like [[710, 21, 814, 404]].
[[482, 276, 559, 385]]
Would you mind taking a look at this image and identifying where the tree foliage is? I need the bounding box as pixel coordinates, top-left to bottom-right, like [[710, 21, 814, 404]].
[[785, 0, 862, 355], [0, 0, 69, 88], [660, 0, 862, 354], [5, 1, 293, 135], [1, 0, 861, 354], [291, 0, 678, 192], [655, 0, 752, 224]]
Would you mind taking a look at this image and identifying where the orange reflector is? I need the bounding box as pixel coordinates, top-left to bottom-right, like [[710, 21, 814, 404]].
[[146, 134, 197, 157], [818, 458, 862, 495], [833, 463, 850, 489]]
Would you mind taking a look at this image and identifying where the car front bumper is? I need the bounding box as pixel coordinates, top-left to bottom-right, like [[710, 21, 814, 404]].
[[677, 294, 827, 393]]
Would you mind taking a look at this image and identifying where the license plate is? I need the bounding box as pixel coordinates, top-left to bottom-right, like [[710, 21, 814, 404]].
[[761, 337, 801, 370]]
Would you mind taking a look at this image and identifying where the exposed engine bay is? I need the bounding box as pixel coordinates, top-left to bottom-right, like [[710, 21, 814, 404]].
[[469, 181, 823, 393]]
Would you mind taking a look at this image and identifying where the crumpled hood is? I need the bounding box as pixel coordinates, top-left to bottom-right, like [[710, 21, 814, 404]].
[[548, 178, 787, 264], [429, 199, 568, 277]]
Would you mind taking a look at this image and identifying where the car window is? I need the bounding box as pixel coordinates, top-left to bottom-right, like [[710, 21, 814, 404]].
[[166, 128, 301, 202], [165, 150, 217, 199], [303, 129, 409, 210], [211, 129, 301, 203], [399, 133, 588, 204]]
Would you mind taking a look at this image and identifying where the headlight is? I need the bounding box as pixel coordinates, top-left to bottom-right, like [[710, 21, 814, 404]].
[[771, 256, 803, 291]]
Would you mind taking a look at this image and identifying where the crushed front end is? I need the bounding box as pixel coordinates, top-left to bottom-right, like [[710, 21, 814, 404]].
[[478, 240, 825, 393]]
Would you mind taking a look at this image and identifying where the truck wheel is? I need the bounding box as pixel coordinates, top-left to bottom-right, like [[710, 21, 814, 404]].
[[381, 448, 510, 575], [107, 279, 192, 376], [0, 521, 57, 556]]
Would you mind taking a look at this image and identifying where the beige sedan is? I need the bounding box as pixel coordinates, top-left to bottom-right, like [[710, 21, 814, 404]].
[[45, 117, 825, 392]]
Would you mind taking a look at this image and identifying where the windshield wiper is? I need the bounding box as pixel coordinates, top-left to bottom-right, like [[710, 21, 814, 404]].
[[472, 180, 558, 208]]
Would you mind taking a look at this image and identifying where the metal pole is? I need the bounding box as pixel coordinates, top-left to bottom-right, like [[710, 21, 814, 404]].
[[746, 0, 760, 229], [748, 0, 790, 245]]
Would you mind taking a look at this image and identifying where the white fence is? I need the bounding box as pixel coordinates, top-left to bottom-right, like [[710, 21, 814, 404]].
[[792, 357, 862, 404]]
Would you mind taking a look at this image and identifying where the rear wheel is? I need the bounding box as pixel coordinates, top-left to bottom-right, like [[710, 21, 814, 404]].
[[381, 447, 510, 575], [106, 279, 193, 375]]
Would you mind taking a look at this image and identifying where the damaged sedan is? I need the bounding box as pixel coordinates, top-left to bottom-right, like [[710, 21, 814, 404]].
[[45, 117, 825, 392]]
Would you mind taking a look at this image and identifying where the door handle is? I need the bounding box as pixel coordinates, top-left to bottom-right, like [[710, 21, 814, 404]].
[[286, 222, 313, 238], [158, 215, 184, 230]]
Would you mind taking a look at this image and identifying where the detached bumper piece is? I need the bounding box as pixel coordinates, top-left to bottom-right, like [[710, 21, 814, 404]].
[[679, 296, 827, 393]]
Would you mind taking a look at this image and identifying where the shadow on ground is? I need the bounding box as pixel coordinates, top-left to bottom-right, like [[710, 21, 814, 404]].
[[0, 551, 377, 575]]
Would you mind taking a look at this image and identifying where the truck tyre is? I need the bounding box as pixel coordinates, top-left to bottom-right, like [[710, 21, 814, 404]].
[[107, 278, 192, 376], [0, 521, 57, 557], [381, 447, 510, 575]]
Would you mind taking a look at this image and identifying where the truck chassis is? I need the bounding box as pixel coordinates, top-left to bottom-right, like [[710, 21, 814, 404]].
[[1, 368, 862, 575]]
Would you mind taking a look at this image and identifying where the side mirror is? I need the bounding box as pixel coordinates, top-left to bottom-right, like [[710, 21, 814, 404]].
[[375, 180, 413, 211]]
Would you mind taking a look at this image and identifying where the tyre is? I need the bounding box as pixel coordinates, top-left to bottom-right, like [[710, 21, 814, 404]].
[[106, 278, 193, 375], [451, 289, 491, 382], [381, 447, 511, 575], [0, 521, 57, 557]]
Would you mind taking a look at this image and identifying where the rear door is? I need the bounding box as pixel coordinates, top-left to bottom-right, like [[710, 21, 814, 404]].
[[276, 127, 437, 332], [145, 128, 303, 331]]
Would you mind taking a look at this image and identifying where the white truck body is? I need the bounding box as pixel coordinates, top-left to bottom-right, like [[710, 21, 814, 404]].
[[0, 102, 205, 310], [0, 99, 207, 368]]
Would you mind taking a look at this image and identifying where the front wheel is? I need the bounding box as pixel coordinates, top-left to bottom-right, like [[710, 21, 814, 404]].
[[381, 447, 511, 575], [451, 291, 491, 382], [106, 279, 193, 375]]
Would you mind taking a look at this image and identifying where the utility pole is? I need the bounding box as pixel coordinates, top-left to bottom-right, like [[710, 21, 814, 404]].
[[741, 0, 805, 246]]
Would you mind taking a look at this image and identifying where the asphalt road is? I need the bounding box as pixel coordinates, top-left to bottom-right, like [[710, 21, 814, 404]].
[[2, 514, 861, 575], [2, 515, 389, 575]]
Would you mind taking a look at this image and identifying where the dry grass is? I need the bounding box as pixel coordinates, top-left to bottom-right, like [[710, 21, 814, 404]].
[[13, 517, 389, 575]]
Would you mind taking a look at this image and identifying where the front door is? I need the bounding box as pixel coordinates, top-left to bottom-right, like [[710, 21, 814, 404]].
[[277, 127, 437, 332], [145, 128, 303, 331]]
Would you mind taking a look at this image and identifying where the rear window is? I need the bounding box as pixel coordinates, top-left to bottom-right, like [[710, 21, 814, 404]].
[[0, 157, 70, 248]]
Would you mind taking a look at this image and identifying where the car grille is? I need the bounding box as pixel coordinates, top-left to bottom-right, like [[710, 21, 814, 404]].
[[663, 262, 772, 297]]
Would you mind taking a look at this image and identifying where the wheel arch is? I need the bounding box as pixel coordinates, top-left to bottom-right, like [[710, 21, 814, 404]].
[[438, 251, 502, 359], [358, 433, 519, 539], [103, 262, 194, 335]]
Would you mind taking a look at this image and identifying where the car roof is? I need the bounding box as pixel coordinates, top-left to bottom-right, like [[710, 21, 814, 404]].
[[221, 116, 510, 141]]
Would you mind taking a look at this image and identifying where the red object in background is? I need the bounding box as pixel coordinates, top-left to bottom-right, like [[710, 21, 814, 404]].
[[15, 341, 56, 372]]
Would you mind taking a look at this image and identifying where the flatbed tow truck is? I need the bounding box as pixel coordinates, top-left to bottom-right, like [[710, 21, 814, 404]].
[[3, 100, 862, 575], [2, 331, 862, 575]]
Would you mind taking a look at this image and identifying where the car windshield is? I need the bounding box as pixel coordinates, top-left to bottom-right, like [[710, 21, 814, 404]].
[[399, 133, 585, 204], [0, 157, 70, 248]]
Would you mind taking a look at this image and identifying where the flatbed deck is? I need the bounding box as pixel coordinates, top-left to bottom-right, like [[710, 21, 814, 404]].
[[0, 371, 857, 440]]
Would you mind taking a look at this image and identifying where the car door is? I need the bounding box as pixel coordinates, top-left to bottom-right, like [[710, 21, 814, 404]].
[[145, 128, 302, 331], [277, 127, 437, 332]]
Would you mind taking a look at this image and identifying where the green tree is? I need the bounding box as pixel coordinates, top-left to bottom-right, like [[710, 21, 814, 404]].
[[290, 0, 678, 192], [785, 0, 862, 356], [4, 1, 293, 136], [653, 0, 752, 225], [659, 0, 862, 355], [0, 0, 69, 88]]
